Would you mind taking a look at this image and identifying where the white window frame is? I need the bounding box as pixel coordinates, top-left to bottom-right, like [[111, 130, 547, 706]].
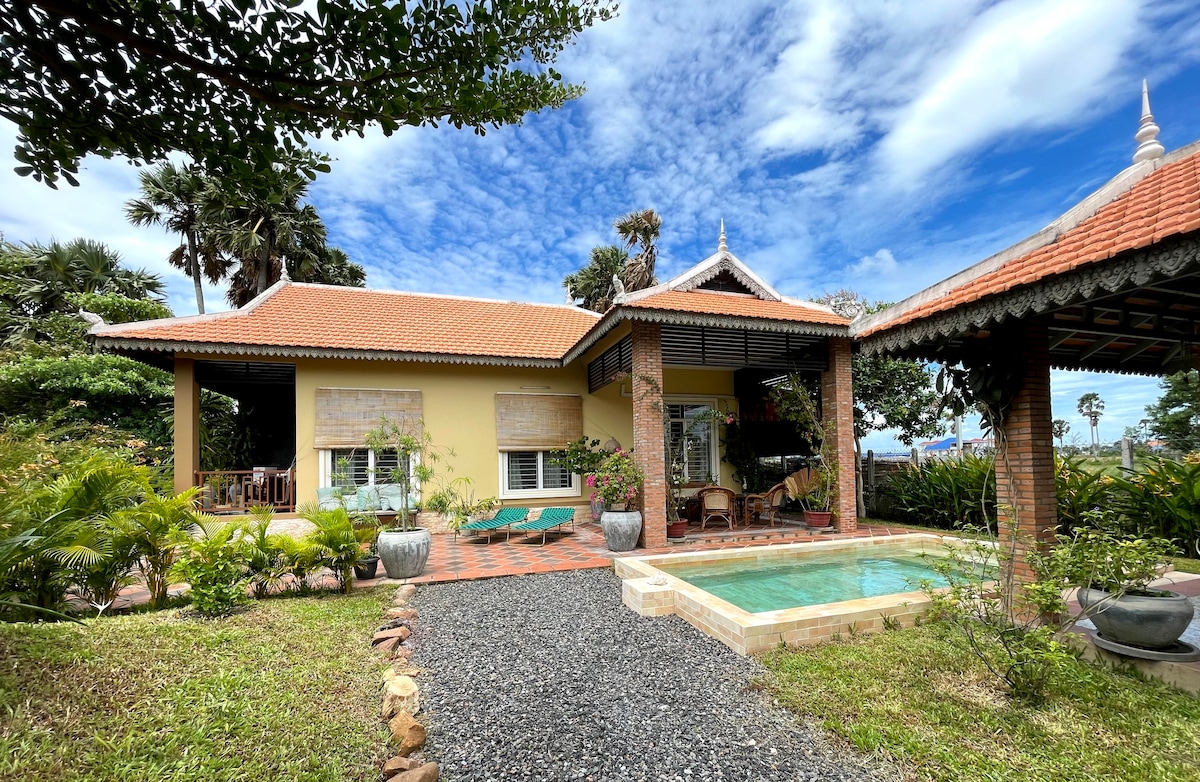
[[497, 450, 581, 500], [665, 396, 721, 485], [319, 448, 419, 492]]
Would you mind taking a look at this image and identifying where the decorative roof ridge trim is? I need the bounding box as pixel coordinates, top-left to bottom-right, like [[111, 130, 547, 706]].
[[286, 281, 603, 315], [665, 251, 782, 301], [89, 279, 287, 337], [562, 306, 847, 366], [91, 338, 565, 368], [617, 281, 672, 305], [857, 234, 1200, 357], [854, 142, 1200, 336], [778, 295, 841, 315]]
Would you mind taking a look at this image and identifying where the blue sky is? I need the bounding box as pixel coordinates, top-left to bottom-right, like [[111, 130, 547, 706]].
[[2, 0, 1200, 452]]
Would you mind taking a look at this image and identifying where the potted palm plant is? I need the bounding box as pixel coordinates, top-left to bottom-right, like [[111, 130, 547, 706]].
[[364, 415, 452, 579], [590, 449, 644, 552], [786, 466, 834, 527]]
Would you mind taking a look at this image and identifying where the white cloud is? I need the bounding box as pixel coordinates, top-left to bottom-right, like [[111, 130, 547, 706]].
[[877, 0, 1143, 187]]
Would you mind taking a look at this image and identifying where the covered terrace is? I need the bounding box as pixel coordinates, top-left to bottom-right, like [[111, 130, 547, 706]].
[[854, 96, 1200, 577]]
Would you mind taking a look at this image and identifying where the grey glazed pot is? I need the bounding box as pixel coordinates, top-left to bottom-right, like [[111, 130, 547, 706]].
[[1078, 587, 1195, 649], [377, 528, 432, 579], [600, 510, 642, 552]]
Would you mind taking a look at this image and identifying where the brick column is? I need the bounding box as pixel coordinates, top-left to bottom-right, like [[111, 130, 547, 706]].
[[821, 336, 857, 532], [174, 357, 201, 495], [631, 322, 667, 548], [995, 322, 1058, 584]]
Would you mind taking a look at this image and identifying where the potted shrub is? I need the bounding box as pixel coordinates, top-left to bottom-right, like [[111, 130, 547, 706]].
[[589, 449, 645, 552], [550, 436, 607, 521], [365, 415, 453, 579], [1045, 524, 1190, 650]]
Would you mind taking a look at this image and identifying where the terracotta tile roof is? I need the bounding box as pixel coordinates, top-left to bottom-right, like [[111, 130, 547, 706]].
[[93, 284, 601, 361], [621, 290, 849, 326], [858, 149, 1200, 337]]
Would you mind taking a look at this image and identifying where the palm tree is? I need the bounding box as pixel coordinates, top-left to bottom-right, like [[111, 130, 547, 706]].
[[125, 163, 215, 314], [613, 208, 662, 292], [1077, 393, 1105, 456], [200, 166, 326, 307], [563, 245, 630, 312], [2, 239, 164, 319], [1052, 419, 1070, 450]]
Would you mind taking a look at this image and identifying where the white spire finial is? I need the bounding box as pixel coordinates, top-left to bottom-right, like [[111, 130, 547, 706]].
[[1133, 79, 1165, 163], [718, 219, 728, 253], [279, 262, 291, 283]]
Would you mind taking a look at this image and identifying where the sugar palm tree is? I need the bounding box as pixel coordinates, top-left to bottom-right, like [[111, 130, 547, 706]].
[[614, 208, 662, 292], [563, 244, 629, 312], [1077, 393, 1105, 456], [125, 162, 215, 314], [200, 168, 326, 307]]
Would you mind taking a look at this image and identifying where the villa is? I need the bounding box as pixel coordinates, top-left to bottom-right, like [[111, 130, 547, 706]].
[[90, 235, 858, 548]]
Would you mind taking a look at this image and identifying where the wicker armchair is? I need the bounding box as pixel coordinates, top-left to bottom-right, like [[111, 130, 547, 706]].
[[744, 482, 787, 526], [699, 486, 736, 530]]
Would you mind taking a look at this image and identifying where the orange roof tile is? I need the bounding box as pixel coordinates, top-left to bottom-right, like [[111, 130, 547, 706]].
[[858, 149, 1200, 338], [93, 284, 601, 362], [621, 290, 849, 326]]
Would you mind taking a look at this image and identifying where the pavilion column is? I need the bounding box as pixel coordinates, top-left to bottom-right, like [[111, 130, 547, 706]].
[[174, 357, 201, 496], [631, 322, 667, 548], [821, 336, 857, 532], [995, 322, 1058, 584]]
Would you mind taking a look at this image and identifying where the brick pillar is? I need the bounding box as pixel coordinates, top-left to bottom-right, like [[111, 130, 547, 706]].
[[174, 357, 201, 495], [995, 322, 1058, 585], [631, 322, 667, 548], [821, 336, 857, 532]]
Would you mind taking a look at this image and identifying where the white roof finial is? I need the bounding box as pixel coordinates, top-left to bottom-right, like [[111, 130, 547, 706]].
[[718, 219, 728, 253], [1133, 79, 1165, 163]]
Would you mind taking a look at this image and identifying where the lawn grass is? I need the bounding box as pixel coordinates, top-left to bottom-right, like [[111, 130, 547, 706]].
[[0, 590, 392, 782], [762, 622, 1200, 782]]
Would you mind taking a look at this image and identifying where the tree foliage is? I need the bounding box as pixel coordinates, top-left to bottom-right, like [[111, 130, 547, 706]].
[[1144, 370, 1200, 454], [815, 291, 944, 446], [2, 0, 613, 187], [614, 208, 662, 292], [563, 244, 629, 312]]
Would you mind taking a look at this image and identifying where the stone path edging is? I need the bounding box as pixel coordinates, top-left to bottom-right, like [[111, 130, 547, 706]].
[[371, 583, 439, 781]]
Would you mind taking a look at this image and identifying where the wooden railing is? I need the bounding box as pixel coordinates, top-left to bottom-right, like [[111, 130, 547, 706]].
[[195, 469, 296, 514]]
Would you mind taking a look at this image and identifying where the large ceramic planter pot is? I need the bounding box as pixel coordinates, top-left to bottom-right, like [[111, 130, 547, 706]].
[[600, 510, 642, 552], [1078, 587, 1195, 649], [377, 529, 432, 579], [803, 510, 833, 528]]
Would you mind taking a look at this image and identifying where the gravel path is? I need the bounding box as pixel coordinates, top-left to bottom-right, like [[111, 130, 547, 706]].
[[408, 569, 900, 782]]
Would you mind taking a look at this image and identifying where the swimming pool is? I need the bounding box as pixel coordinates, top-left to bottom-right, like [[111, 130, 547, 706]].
[[616, 534, 963, 655], [658, 550, 950, 613]]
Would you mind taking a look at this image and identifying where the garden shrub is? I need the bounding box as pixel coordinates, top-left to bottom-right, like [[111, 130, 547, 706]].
[[1109, 456, 1200, 553], [173, 518, 249, 617], [885, 453, 997, 530], [1055, 456, 1116, 530]]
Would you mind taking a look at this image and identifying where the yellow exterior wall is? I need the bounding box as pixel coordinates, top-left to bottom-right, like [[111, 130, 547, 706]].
[[293, 357, 631, 509], [183, 330, 742, 506]]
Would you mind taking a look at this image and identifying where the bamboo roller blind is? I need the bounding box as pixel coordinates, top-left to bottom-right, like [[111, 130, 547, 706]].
[[495, 393, 583, 451], [314, 388, 423, 449]]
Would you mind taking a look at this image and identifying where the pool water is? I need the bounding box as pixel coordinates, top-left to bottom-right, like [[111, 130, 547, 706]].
[[659, 551, 948, 613]]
